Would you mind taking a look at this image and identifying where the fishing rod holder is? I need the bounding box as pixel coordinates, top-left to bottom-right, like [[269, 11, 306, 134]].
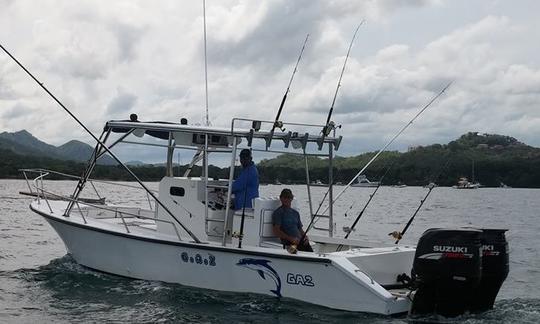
[[229, 118, 342, 152]]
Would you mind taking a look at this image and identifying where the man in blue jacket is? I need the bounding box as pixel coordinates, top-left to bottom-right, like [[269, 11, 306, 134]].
[[232, 149, 259, 210]]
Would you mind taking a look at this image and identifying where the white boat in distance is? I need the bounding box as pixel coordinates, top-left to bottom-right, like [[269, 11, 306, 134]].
[[452, 177, 481, 189], [21, 116, 509, 316], [351, 175, 379, 187]]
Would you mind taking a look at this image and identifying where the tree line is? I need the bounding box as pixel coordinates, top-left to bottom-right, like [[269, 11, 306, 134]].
[[2, 132, 540, 188]]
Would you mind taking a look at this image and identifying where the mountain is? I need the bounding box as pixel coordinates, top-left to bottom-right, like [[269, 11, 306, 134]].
[[0, 130, 117, 165], [57, 140, 117, 165], [126, 160, 147, 166], [0, 130, 60, 157]]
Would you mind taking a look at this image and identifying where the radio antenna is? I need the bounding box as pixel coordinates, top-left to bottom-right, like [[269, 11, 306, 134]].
[[203, 0, 210, 126]]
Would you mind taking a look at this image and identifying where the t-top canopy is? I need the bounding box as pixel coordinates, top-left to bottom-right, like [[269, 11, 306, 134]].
[[104, 119, 343, 151]]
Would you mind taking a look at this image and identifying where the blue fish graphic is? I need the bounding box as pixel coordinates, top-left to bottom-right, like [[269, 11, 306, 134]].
[[236, 258, 282, 297]]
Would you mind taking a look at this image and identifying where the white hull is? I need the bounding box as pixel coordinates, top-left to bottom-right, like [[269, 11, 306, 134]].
[[32, 201, 412, 315]]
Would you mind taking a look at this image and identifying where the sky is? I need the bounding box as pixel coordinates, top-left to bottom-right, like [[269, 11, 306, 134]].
[[1, 0, 540, 164]]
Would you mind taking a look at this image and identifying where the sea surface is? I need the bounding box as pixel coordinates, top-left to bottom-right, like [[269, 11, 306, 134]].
[[0, 179, 539, 323]]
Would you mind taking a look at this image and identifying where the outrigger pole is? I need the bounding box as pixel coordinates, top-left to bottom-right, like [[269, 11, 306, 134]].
[[0, 44, 202, 243], [271, 34, 310, 133], [322, 21, 364, 136]]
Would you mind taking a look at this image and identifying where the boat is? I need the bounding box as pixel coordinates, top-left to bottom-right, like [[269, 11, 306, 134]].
[[351, 175, 379, 188], [423, 182, 437, 188], [452, 177, 481, 189], [500, 182, 511, 188], [20, 117, 509, 316], [392, 182, 407, 188], [453, 159, 481, 189]]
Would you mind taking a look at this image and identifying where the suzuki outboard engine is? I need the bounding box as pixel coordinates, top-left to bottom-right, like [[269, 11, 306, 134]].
[[470, 229, 509, 312], [410, 228, 482, 316], [410, 228, 509, 317]]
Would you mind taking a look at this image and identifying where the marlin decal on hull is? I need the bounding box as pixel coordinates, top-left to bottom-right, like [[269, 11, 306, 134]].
[[236, 258, 282, 297]]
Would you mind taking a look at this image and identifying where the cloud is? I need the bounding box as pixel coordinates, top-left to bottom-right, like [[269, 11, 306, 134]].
[[106, 88, 138, 116], [1, 1, 539, 162], [1, 103, 33, 119]]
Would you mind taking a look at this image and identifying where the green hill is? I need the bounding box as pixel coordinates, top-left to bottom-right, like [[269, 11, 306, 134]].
[[1, 131, 540, 188]]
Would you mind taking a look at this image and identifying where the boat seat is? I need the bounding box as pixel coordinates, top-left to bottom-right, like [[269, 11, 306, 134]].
[[259, 208, 281, 245]]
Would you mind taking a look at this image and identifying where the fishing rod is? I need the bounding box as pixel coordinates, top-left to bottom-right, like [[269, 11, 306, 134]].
[[322, 21, 364, 136], [271, 34, 310, 133], [303, 81, 453, 238], [237, 182, 249, 248], [290, 24, 364, 249], [0, 43, 202, 243], [390, 157, 452, 244]]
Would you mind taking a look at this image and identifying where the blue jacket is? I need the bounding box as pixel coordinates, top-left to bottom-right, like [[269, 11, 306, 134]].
[[232, 162, 259, 210]]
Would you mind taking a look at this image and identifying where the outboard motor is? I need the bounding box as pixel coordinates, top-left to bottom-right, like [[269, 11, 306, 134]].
[[410, 228, 483, 317], [470, 229, 509, 312]]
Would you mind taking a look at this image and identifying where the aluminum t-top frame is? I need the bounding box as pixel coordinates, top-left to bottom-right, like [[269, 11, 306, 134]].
[[70, 117, 342, 245]]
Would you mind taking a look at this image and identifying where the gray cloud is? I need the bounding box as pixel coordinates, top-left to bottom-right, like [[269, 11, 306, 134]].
[[1, 1, 540, 163], [1, 103, 32, 119], [107, 21, 146, 63], [107, 89, 138, 116]]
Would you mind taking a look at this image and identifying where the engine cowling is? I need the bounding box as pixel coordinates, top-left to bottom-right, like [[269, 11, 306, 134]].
[[409, 228, 509, 317], [410, 228, 482, 316]]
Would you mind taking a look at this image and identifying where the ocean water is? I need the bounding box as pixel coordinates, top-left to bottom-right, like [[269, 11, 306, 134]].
[[1, 179, 539, 323]]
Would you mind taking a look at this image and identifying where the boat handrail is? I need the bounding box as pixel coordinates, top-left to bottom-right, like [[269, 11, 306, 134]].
[[33, 170, 53, 213], [27, 181, 183, 241], [20, 168, 157, 210], [20, 168, 159, 192]]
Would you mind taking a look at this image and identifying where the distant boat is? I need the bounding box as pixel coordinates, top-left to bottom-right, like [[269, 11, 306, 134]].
[[423, 182, 437, 188], [392, 181, 407, 188], [452, 177, 480, 189], [351, 175, 379, 187], [453, 159, 481, 189], [499, 182, 511, 188]]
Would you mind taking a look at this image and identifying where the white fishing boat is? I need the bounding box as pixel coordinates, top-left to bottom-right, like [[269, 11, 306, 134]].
[[21, 117, 509, 316], [452, 177, 481, 189], [453, 159, 481, 189], [4, 23, 507, 316], [351, 175, 379, 188]]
